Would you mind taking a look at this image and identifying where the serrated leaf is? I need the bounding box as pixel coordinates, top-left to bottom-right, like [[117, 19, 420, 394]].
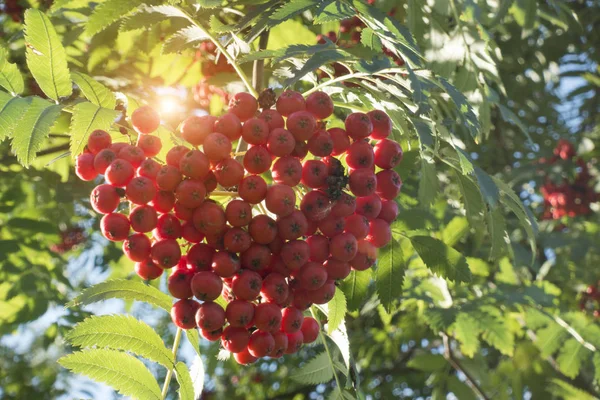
[[547, 378, 598, 400], [0, 47, 24, 95], [86, 0, 147, 36], [314, 1, 354, 24], [535, 323, 568, 358], [210, 15, 235, 33], [24, 10, 72, 101], [11, 97, 62, 167], [66, 315, 174, 367], [0, 94, 30, 141], [270, 0, 315, 22], [410, 236, 472, 283], [66, 279, 173, 311], [328, 320, 350, 369], [186, 329, 201, 357], [439, 78, 480, 141], [442, 217, 469, 247], [472, 165, 500, 208], [163, 26, 211, 54], [376, 237, 406, 314], [59, 349, 161, 400], [291, 352, 334, 384], [407, 354, 446, 371], [69, 101, 119, 157], [197, 0, 222, 7], [477, 310, 514, 356], [325, 287, 347, 334], [556, 339, 590, 379], [339, 269, 371, 312], [361, 28, 382, 51], [456, 174, 485, 233], [284, 49, 348, 87], [452, 313, 480, 358], [488, 206, 508, 260], [419, 158, 438, 206], [174, 362, 194, 400], [189, 355, 205, 399], [121, 5, 191, 31], [71, 72, 116, 109]]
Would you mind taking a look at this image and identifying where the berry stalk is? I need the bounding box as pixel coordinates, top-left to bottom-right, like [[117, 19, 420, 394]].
[[161, 327, 183, 400]]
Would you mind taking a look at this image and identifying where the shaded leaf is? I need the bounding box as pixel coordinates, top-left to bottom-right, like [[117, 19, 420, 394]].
[[0, 47, 24, 95], [339, 270, 371, 312], [71, 72, 116, 109], [376, 237, 405, 313], [174, 362, 194, 400], [69, 101, 119, 157], [291, 352, 334, 384], [410, 236, 472, 283], [0, 94, 30, 141]]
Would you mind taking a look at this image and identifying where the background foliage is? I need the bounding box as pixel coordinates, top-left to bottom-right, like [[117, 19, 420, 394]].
[[0, 0, 599, 399]]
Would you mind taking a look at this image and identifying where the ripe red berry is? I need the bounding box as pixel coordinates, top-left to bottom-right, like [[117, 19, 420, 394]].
[[195, 301, 226, 331], [93, 148, 117, 174], [366, 219, 391, 248], [234, 348, 258, 364], [376, 169, 402, 200], [301, 160, 328, 188], [267, 128, 296, 157], [356, 194, 383, 220], [131, 106, 160, 134], [301, 317, 320, 343], [281, 307, 304, 334], [242, 117, 270, 145], [248, 215, 278, 244], [287, 111, 317, 142], [350, 239, 377, 270], [254, 302, 282, 333], [91, 184, 120, 214], [151, 190, 176, 213], [137, 134, 162, 157], [226, 300, 255, 328], [212, 251, 241, 278], [137, 158, 161, 180], [272, 156, 302, 186], [261, 272, 289, 305], [224, 227, 252, 253], [281, 240, 310, 269], [307, 234, 330, 262], [324, 258, 351, 279], [193, 201, 226, 235], [368, 110, 392, 139], [214, 158, 244, 188], [305, 91, 334, 120], [87, 129, 112, 154], [259, 109, 285, 130], [166, 145, 190, 168], [331, 192, 356, 218], [378, 200, 399, 223], [129, 205, 158, 233], [345, 112, 373, 140], [179, 149, 209, 179], [232, 270, 263, 301], [330, 232, 358, 262], [277, 210, 309, 240], [182, 221, 204, 243], [329, 128, 351, 156], [221, 326, 250, 353], [243, 145, 272, 174], [291, 140, 309, 159], [171, 299, 200, 329], [118, 145, 145, 169], [123, 233, 151, 262], [180, 115, 216, 146], [175, 179, 206, 209], [229, 92, 258, 122], [300, 190, 331, 221], [374, 139, 403, 169], [238, 175, 268, 204], [292, 289, 313, 310], [318, 213, 346, 237], [214, 113, 242, 141], [155, 213, 182, 240], [200, 327, 223, 342], [248, 330, 275, 358], [345, 213, 370, 240], [349, 168, 377, 197], [270, 331, 289, 358], [298, 262, 328, 290], [241, 243, 272, 272], [307, 129, 333, 157], [135, 259, 163, 280], [156, 165, 182, 191], [203, 132, 232, 162], [276, 91, 306, 116], [346, 140, 374, 169], [168, 268, 194, 299], [101, 213, 130, 241], [126, 176, 156, 205], [307, 280, 335, 304], [285, 331, 303, 354], [203, 170, 218, 193], [265, 184, 296, 217], [105, 159, 134, 187], [150, 238, 181, 268], [225, 200, 252, 227], [187, 243, 215, 271]]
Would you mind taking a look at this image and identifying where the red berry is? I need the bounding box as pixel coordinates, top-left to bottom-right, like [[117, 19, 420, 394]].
[[193, 201, 226, 235], [378, 200, 399, 223], [346, 140, 374, 169], [151, 238, 181, 268], [298, 262, 328, 290], [331, 193, 356, 218], [214, 158, 244, 188], [285, 331, 303, 353], [356, 194, 382, 220], [276, 91, 306, 116], [225, 200, 252, 227], [301, 317, 320, 343], [155, 213, 182, 240], [248, 330, 275, 358], [366, 219, 391, 248], [126, 176, 156, 205], [135, 259, 163, 280], [179, 149, 210, 179], [156, 165, 182, 191], [234, 348, 258, 364], [272, 156, 302, 186], [100, 213, 130, 241], [281, 307, 304, 334], [345, 112, 373, 139], [173, 201, 193, 220], [118, 145, 145, 169], [214, 113, 242, 141], [350, 240, 377, 271], [329, 128, 351, 156], [291, 140, 309, 159], [105, 159, 134, 187], [330, 232, 358, 262], [259, 109, 285, 130], [137, 158, 161, 180], [166, 145, 190, 168], [307, 129, 333, 157], [324, 258, 351, 279], [270, 331, 289, 358], [200, 327, 223, 342], [130, 205, 158, 233], [212, 251, 241, 278], [93, 149, 117, 174], [123, 233, 151, 262], [182, 221, 204, 243], [151, 190, 176, 214], [368, 110, 392, 139], [305, 91, 334, 120], [90, 184, 120, 214], [137, 134, 162, 157], [301, 160, 328, 188], [171, 299, 200, 329], [221, 326, 250, 353], [242, 117, 270, 145], [349, 169, 377, 197], [277, 210, 308, 240], [300, 190, 331, 221], [376, 169, 402, 200], [87, 129, 112, 154], [187, 243, 215, 271], [168, 268, 194, 299], [175, 179, 206, 209], [307, 234, 330, 262], [131, 106, 160, 134], [281, 240, 310, 269], [241, 243, 272, 272], [238, 175, 268, 204], [307, 280, 335, 304], [265, 184, 296, 217], [261, 272, 289, 305], [224, 227, 252, 253], [180, 115, 216, 146], [232, 270, 263, 301], [287, 111, 317, 142], [203, 132, 232, 162], [254, 302, 282, 333], [203, 170, 218, 193], [226, 300, 255, 328], [229, 92, 258, 122], [249, 215, 278, 245], [195, 301, 226, 331], [267, 128, 296, 157], [374, 139, 403, 169], [345, 213, 370, 240], [243, 145, 272, 174]]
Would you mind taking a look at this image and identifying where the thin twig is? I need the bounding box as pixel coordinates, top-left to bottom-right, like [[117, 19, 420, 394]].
[[442, 333, 490, 400], [161, 327, 183, 400], [311, 307, 344, 392]]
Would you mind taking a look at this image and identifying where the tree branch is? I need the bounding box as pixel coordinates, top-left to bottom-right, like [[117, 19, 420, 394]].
[[442, 333, 490, 400]]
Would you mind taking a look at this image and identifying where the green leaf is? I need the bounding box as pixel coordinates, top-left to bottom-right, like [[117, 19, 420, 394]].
[[174, 362, 194, 400], [439, 78, 480, 141], [11, 97, 62, 167], [121, 5, 191, 31], [291, 352, 334, 384], [328, 321, 350, 369], [376, 237, 406, 314], [488, 206, 508, 260], [6, 217, 56, 234], [497, 103, 533, 144], [339, 270, 371, 312], [535, 323, 568, 358], [66, 315, 174, 367], [456, 174, 486, 234], [418, 158, 438, 206], [69, 101, 119, 157], [325, 288, 347, 334], [410, 236, 472, 283], [477, 309, 514, 356], [0, 47, 24, 95], [361, 28, 382, 51], [269, 0, 315, 22], [452, 313, 480, 358], [547, 379, 598, 400], [284, 49, 348, 87], [23, 9, 72, 101], [66, 279, 173, 311], [447, 375, 477, 400], [407, 354, 446, 371], [197, 0, 222, 8], [186, 329, 201, 357], [472, 165, 500, 208], [71, 72, 116, 109], [0, 94, 30, 142], [163, 26, 211, 54], [189, 355, 205, 399], [442, 217, 469, 247], [86, 0, 147, 36], [593, 353, 600, 384], [58, 349, 162, 400], [556, 339, 590, 379], [314, 1, 354, 24]]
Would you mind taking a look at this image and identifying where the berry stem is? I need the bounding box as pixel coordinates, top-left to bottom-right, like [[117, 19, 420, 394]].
[[310, 306, 343, 394], [161, 327, 183, 400]]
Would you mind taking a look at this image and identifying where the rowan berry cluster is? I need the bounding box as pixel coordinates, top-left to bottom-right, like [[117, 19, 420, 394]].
[[540, 139, 597, 220], [2, 0, 23, 22], [192, 41, 234, 108], [580, 284, 600, 318], [74, 88, 403, 364], [50, 226, 86, 254]]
